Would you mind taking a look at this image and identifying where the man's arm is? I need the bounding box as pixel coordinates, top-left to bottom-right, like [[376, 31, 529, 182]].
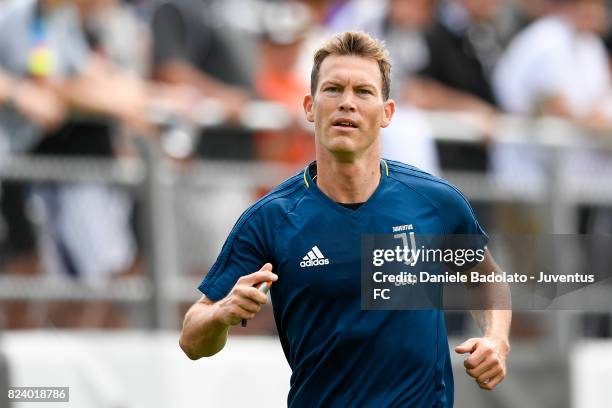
[[455, 249, 511, 390], [179, 264, 277, 360], [55, 68, 150, 132], [150, 2, 249, 118], [0, 68, 66, 130], [406, 77, 496, 115], [405, 78, 497, 137], [153, 60, 249, 121], [0, 68, 12, 104]]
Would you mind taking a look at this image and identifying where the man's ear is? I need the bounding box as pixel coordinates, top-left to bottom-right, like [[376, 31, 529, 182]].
[[381, 98, 396, 128], [303, 94, 314, 123]]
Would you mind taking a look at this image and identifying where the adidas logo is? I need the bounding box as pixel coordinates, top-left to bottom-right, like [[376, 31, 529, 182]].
[[300, 245, 330, 267]]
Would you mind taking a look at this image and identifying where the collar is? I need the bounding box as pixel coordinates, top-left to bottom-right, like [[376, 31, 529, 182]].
[[303, 159, 389, 189]]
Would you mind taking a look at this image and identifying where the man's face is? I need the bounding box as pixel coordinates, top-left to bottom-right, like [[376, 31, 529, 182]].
[[389, 0, 436, 30], [303, 55, 395, 161], [460, 0, 500, 22], [573, 0, 607, 34]]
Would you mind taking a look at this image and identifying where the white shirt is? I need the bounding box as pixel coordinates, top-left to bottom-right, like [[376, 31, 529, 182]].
[[493, 15, 610, 118], [381, 107, 440, 176], [491, 15, 612, 189]]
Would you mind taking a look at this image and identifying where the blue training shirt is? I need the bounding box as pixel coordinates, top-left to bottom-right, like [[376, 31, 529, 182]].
[[199, 159, 487, 408]]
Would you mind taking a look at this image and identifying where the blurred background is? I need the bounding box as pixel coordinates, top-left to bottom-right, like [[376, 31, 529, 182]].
[[0, 0, 611, 406]]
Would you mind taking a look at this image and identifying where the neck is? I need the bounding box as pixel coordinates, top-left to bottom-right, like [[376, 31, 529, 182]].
[[315, 147, 382, 204]]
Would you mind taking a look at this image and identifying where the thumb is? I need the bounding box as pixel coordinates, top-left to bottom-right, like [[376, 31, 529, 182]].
[[455, 338, 479, 354], [260, 263, 273, 272]]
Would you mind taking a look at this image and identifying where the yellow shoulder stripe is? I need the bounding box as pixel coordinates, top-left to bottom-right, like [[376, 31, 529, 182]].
[[382, 159, 389, 177], [303, 166, 310, 188]]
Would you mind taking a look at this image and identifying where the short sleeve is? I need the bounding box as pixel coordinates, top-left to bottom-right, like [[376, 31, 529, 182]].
[[0, 11, 8, 67], [198, 208, 272, 301], [61, 17, 91, 77], [0, 4, 19, 71], [435, 183, 488, 270], [422, 179, 485, 239], [151, 3, 192, 67]]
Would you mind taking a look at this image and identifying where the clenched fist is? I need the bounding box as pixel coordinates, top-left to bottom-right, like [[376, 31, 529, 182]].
[[455, 336, 510, 390], [213, 263, 277, 327]]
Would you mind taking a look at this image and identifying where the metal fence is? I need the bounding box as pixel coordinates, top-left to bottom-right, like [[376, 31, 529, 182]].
[[0, 107, 611, 336]]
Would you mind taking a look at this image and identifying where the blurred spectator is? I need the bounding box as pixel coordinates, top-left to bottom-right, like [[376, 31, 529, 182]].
[[492, 0, 612, 198], [493, 0, 610, 123], [363, 0, 434, 101], [360, 0, 441, 175], [151, 0, 256, 159], [0, 0, 152, 327], [492, 0, 612, 186], [151, 1, 261, 291], [83, 0, 151, 77], [253, 1, 314, 167], [0, 0, 74, 328], [409, 0, 505, 172], [492, 1, 612, 339], [413, 0, 504, 109]]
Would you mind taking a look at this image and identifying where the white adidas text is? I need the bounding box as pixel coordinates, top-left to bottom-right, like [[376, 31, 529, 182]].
[[300, 245, 330, 268]]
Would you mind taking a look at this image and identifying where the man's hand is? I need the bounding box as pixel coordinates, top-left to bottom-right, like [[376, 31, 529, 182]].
[[0, 71, 13, 104], [455, 336, 510, 390], [213, 263, 277, 327], [13, 81, 67, 130]]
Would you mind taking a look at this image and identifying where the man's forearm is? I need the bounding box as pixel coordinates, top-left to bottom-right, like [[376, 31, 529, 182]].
[[179, 300, 230, 359], [468, 250, 512, 342], [0, 69, 15, 104], [180, 267, 277, 360], [407, 77, 496, 114], [56, 73, 146, 119], [471, 306, 511, 342], [459, 285, 511, 390], [154, 61, 241, 100]]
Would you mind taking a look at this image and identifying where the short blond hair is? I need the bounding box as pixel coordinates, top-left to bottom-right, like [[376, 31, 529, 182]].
[[310, 31, 392, 100]]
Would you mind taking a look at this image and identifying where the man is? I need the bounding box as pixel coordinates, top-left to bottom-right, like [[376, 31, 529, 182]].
[[0, 0, 147, 326], [409, 0, 505, 173], [180, 31, 511, 407], [493, 0, 612, 335], [493, 0, 609, 122], [492, 0, 612, 205], [151, 0, 254, 159]]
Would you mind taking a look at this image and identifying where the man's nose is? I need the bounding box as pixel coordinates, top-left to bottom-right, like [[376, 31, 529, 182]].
[[338, 91, 356, 112]]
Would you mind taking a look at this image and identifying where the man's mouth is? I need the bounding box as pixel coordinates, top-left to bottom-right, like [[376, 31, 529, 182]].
[[332, 119, 358, 129]]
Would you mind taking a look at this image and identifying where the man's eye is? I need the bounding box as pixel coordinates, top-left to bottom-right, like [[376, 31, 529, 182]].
[[357, 89, 372, 95], [324, 86, 339, 92]]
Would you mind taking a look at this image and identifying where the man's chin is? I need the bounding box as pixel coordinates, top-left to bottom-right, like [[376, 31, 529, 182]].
[[326, 136, 357, 151], [325, 144, 360, 162]]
